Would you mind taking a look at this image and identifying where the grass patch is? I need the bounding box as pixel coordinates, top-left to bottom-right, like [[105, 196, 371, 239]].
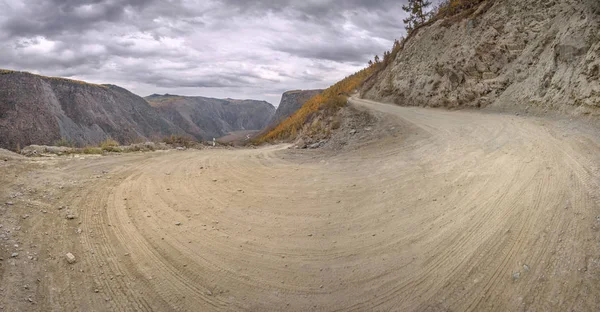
[[162, 135, 197, 148], [55, 138, 75, 147], [82, 147, 103, 155], [99, 138, 122, 152]]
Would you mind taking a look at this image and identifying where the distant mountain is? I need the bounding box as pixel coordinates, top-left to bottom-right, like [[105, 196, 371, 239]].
[[0, 70, 277, 150], [0, 70, 185, 150], [267, 90, 322, 129], [145, 94, 275, 140]]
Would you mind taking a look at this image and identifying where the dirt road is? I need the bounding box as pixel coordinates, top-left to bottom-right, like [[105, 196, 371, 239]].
[[1, 98, 600, 311]]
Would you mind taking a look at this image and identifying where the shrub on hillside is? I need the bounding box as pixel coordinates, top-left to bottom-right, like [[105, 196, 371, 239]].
[[163, 135, 197, 148], [83, 147, 103, 155], [435, 0, 488, 20], [55, 138, 75, 147], [99, 138, 121, 152], [258, 67, 374, 143]]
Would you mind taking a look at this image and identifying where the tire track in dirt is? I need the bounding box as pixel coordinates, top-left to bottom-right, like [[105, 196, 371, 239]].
[[3, 98, 600, 311]]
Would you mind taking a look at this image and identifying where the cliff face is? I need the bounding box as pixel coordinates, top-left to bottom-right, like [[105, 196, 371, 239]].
[[0, 70, 185, 150], [268, 90, 322, 128], [146, 94, 275, 140], [362, 0, 600, 115]]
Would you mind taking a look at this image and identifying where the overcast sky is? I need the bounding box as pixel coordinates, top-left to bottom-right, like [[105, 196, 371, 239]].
[[0, 0, 410, 105]]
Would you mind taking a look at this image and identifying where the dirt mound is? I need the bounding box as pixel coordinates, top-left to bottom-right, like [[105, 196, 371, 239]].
[[0, 148, 23, 160]]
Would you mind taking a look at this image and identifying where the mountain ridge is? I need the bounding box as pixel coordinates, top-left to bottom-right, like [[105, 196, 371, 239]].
[[0, 70, 276, 150], [145, 94, 275, 141]]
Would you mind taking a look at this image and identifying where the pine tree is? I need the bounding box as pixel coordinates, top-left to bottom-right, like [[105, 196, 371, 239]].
[[402, 0, 432, 34]]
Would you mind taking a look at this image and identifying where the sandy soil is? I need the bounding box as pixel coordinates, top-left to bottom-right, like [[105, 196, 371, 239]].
[[1, 98, 599, 311]]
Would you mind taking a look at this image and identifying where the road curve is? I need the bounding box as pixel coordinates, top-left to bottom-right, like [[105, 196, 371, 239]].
[[3, 98, 600, 311]]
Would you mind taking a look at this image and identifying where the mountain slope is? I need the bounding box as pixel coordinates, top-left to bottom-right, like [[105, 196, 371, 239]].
[[362, 0, 600, 115], [0, 70, 185, 150], [146, 94, 275, 140], [267, 90, 323, 129]]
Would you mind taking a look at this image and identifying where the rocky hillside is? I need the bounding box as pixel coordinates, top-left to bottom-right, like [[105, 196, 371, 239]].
[[362, 0, 600, 116], [146, 94, 275, 140], [267, 90, 322, 129], [0, 70, 185, 150]]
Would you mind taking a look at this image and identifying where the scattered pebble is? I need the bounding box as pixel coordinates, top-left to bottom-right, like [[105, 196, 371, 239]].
[[66, 214, 76, 220], [512, 272, 520, 281], [5, 202, 13, 206], [11, 252, 18, 258], [65, 252, 76, 264], [175, 222, 182, 226]]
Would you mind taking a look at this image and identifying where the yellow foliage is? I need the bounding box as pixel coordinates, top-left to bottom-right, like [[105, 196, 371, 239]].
[[99, 138, 120, 151], [434, 0, 488, 20], [258, 67, 374, 143]]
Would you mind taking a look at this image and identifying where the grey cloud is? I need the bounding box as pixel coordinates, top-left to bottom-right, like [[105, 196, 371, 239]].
[[0, 0, 411, 104], [2, 0, 149, 37]]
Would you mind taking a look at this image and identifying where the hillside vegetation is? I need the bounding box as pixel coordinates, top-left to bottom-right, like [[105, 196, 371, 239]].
[[258, 67, 374, 142]]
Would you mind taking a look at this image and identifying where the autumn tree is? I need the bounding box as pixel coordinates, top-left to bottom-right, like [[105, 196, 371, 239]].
[[402, 0, 432, 34]]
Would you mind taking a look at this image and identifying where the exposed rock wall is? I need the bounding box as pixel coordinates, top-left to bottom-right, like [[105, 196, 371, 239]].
[[268, 90, 322, 128], [362, 0, 600, 116], [0, 71, 185, 150]]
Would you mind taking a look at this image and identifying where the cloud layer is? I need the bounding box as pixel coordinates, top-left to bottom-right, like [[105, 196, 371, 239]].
[[0, 0, 409, 104]]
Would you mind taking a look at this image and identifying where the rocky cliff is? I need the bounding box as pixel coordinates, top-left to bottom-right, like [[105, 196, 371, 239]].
[[362, 0, 600, 116], [146, 94, 275, 140], [0, 70, 185, 150], [268, 90, 322, 128]]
